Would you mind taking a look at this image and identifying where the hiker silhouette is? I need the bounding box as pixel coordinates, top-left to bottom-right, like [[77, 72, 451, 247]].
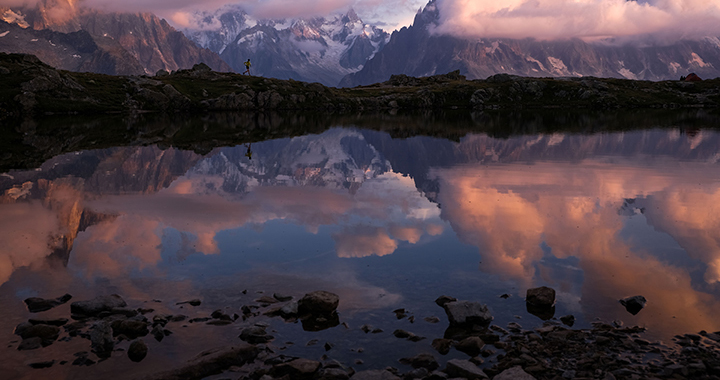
[[243, 59, 251, 75]]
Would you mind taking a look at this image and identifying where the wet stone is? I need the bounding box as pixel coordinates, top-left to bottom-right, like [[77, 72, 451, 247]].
[[455, 336, 485, 357], [434, 295, 457, 307], [298, 291, 339, 315], [15, 323, 60, 346], [350, 369, 400, 380], [89, 321, 114, 358], [432, 338, 453, 355], [424, 316, 440, 323], [18, 337, 42, 350], [274, 293, 293, 302], [441, 301, 493, 327], [111, 319, 149, 338], [240, 326, 274, 344], [560, 315, 576, 327], [29, 318, 68, 326]]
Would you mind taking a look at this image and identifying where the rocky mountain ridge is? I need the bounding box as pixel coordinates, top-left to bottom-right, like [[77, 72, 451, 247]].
[[340, 0, 720, 87], [0, 0, 231, 75], [184, 6, 388, 86]]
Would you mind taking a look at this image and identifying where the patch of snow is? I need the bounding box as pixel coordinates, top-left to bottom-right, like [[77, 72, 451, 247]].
[[668, 62, 681, 73], [73, 54, 81, 58], [485, 41, 500, 54], [618, 68, 637, 80], [30, 38, 38, 42], [0, 31, 8, 38], [546, 133, 565, 146], [49, 40, 56, 46], [704, 36, 720, 48], [2, 10, 29, 28], [690, 52, 710, 68], [547, 57, 568, 74], [525, 56, 546, 71]]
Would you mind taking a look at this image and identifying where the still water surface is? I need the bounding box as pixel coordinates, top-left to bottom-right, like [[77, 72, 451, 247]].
[[1, 117, 720, 378]]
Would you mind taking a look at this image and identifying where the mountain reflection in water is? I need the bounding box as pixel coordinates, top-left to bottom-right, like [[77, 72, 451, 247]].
[[1, 124, 720, 377]]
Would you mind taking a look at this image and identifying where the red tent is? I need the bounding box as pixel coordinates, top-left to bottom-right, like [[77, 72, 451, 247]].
[[685, 73, 702, 81]]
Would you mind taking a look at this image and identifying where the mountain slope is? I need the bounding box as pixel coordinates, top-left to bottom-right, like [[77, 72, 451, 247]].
[[340, 0, 720, 87], [1, 1, 231, 75], [185, 7, 387, 86]]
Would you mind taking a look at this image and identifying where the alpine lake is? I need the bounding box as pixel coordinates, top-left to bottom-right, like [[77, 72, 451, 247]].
[[2, 109, 720, 380]]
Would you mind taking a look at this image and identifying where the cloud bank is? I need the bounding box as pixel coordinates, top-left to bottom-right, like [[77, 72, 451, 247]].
[[431, 0, 720, 41]]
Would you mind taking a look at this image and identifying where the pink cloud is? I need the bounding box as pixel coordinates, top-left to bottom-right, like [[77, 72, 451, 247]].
[[432, 0, 720, 41]]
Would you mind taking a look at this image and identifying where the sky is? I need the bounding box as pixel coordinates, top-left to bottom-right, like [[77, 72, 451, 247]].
[[3, 0, 720, 46]]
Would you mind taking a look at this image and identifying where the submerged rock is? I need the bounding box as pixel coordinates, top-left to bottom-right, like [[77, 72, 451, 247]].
[[175, 299, 202, 306], [399, 353, 439, 371], [15, 323, 60, 347], [620, 295, 647, 315], [141, 344, 259, 380], [350, 369, 400, 380], [239, 326, 274, 344], [23, 293, 72, 313]]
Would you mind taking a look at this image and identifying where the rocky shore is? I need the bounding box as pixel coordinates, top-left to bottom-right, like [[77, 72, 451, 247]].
[[1, 52, 719, 118], [12, 287, 720, 380]]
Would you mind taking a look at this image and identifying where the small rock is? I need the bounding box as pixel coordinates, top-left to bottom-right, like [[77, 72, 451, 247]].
[[494, 366, 537, 380], [560, 315, 575, 327], [18, 337, 42, 350], [240, 326, 273, 344], [444, 358, 488, 379], [393, 329, 412, 338], [442, 301, 493, 326], [455, 336, 485, 357], [151, 325, 165, 342], [15, 324, 60, 346], [298, 291, 339, 315], [499, 294, 511, 299], [399, 353, 439, 371], [274, 293, 293, 302], [28, 360, 55, 369], [350, 369, 400, 380], [175, 299, 201, 306], [432, 338, 453, 355], [128, 339, 148, 362], [619, 295, 647, 315], [271, 358, 321, 377], [434, 295, 457, 307], [29, 318, 68, 326], [526, 286, 556, 307], [111, 320, 149, 338], [423, 316, 440, 323]]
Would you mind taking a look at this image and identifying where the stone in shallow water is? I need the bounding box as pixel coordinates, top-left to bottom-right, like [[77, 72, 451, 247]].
[[399, 353, 439, 371], [298, 291, 339, 315], [442, 301, 493, 326], [90, 321, 114, 358], [350, 369, 400, 380], [526, 286, 556, 307], [619, 295, 647, 315]]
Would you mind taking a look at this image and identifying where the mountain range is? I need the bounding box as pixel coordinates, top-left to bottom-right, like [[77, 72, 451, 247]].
[[0, 0, 231, 75], [183, 6, 388, 86], [2, 0, 720, 86], [339, 0, 720, 86]]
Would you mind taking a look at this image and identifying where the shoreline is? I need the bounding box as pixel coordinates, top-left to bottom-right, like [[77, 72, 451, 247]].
[[11, 290, 720, 380]]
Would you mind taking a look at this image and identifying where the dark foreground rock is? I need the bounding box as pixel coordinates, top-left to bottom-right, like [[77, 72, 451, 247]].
[[2, 52, 720, 119], [128, 339, 148, 362], [440, 300, 493, 327]]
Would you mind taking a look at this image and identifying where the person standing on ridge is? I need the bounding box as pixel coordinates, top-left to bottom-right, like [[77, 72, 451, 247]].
[[243, 59, 251, 75]]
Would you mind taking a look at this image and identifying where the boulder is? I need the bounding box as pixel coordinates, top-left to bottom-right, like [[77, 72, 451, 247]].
[[620, 295, 647, 315], [442, 301, 493, 326], [298, 291, 339, 315], [271, 358, 321, 378], [434, 295, 457, 307], [445, 359, 488, 379], [128, 339, 148, 362], [111, 319, 149, 338], [494, 366, 537, 380], [71, 294, 127, 317], [239, 326, 274, 344], [141, 344, 259, 380], [15, 323, 60, 346], [526, 286, 556, 307]]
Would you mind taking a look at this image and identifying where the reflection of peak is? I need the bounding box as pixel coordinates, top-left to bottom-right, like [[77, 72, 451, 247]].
[[190, 129, 392, 194], [49, 208, 118, 266]]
